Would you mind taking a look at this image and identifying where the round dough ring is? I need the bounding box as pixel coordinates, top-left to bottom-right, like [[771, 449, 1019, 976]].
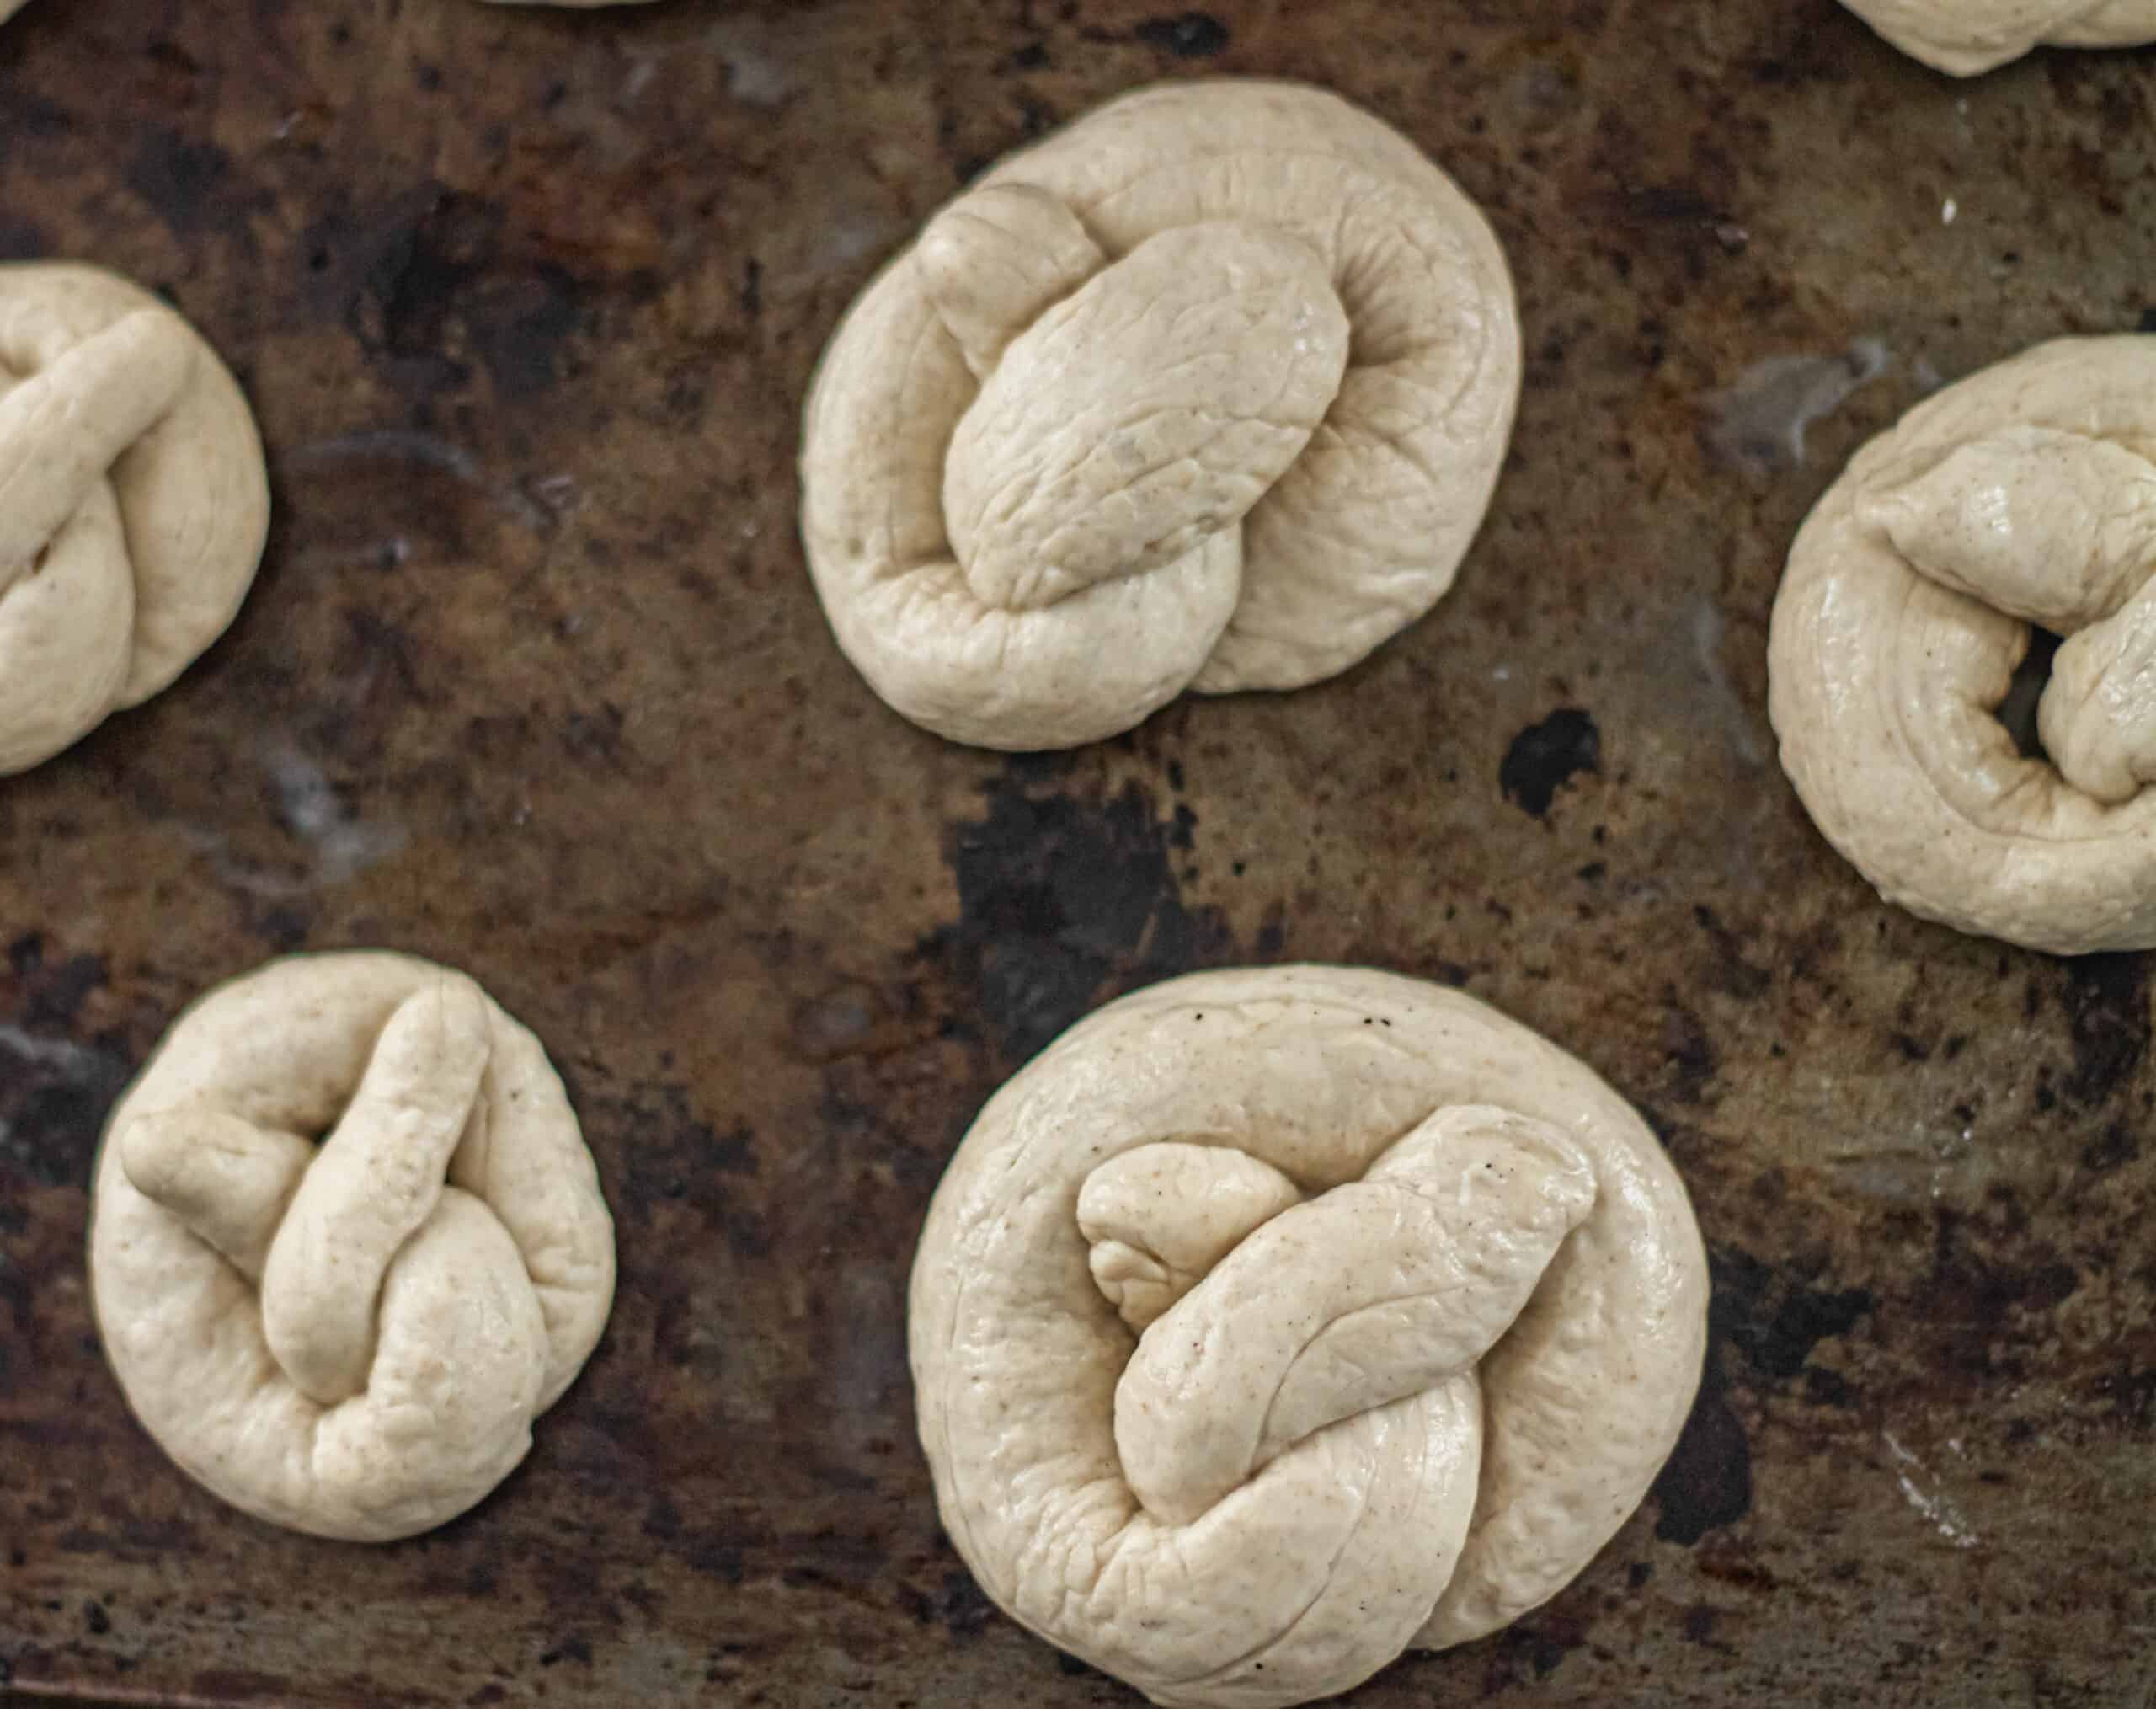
[[801, 79, 1520, 751], [1769, 335, 2156, 953], [910, 966, 1707, 1708], [88, 953, 615, 1541]]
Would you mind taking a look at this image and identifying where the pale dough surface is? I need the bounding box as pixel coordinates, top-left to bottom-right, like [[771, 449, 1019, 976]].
[[1839, 0, 2156, 72], [1770, 335, 2156, 953], [0, 263, 267, 775], [89, 953, 616, 1542], [910, 966, 1708, 1708], [801, 79, 1521, 750]]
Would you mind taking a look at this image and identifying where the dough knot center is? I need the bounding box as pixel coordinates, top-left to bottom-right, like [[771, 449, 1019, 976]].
[[921, 184, 1353, 615], [1077, 1105, 1596, 1528], [117, 977, 542, 1407]]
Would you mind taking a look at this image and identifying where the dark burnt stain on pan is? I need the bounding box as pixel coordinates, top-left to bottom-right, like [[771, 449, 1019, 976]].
[[1133, 13, 1231, 57], [1499, 708, 1601, 818], [0, 940, 134, 1188], [921, 762, 1231, 1064]]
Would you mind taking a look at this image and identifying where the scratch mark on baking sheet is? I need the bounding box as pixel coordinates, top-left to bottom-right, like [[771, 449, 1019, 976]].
[[1883, 1431, 1980, 1549], [181, 746, 407, 898], [281, 430, 552, 533], [0, 1023, 105, 1076], [710, 15, 797, 108], [1692, 598, 1764, 766], [1700, 339, 1892, 472]]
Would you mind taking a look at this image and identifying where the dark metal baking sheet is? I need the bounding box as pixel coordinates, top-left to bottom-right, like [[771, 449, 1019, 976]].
[[3, 0, 2153, 1703]]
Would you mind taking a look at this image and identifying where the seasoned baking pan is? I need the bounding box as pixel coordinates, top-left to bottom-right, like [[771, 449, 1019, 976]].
[[3, 0, 2153, 1702]]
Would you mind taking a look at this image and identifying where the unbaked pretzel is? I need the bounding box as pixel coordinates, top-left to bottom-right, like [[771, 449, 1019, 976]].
[[0, 264, 267, 775], [910, 966, 1707, 1707], [1771, 336, 2156, 953], [89, 953, 615, 1541], [801, 80, 1520, 750]]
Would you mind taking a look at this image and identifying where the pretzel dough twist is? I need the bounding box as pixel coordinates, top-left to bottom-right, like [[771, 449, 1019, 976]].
[[802, 80, 1520, 750], [1771, 336, 2156, 953], [0, 264, 267, 776], [88, 953, 615, 1541], [910, 967, 1708, 1708]]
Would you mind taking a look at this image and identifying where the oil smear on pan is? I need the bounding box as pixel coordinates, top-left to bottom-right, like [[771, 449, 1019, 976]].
[[1701, 339, 1892, 472]]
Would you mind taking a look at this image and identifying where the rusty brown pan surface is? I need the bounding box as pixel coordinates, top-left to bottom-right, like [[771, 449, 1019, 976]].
[[3, 1, 2153, 1703]]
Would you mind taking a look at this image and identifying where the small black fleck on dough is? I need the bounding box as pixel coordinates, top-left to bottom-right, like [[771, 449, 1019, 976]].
[[1499, 708, 1601, 817]]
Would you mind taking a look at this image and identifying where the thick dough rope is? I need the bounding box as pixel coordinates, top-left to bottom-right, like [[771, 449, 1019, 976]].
[[0, 263, 267, 775], [1770, 335, 2156, 953], [88, 953, 615, 1542], [801, 80, 1520, 751], [1838, 0, 2156, 74], [909, 967, 1707, 1708]]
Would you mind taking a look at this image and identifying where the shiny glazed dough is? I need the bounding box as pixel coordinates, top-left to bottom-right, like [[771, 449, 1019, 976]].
[[0, 264, 267, 776], [1838, 0, 2156, 73], [88, 953, 616, 1541], [1770, 336, 2156, 953], [800, 80, 1521, 750], [909, 966, 1708, 1708]]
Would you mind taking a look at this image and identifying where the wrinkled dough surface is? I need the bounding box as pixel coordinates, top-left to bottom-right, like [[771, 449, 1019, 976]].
[[88, 953, 616, 1541], [801, 79, 1520, 750], [1839, 0, 2156, 72], [0, 263, 267, 775], [909, 966, 1707, 1708], [1769, 336, 2156, 953]]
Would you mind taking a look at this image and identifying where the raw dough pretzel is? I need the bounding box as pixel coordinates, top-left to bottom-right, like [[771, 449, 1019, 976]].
[[88, 953, 615, 1541], [1839, 0, 2156, 74], [801, 80, 1521, 750], [1771, 336, 2156, 953], [0, 263, 267, 776], [909, 966, 1707, 1708]]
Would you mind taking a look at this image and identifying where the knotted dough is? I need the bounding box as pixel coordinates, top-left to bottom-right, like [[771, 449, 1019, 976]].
[[1770, 336, 2156, 953], [801, 80, 1521, 750], [1838, 0, 2156, 73], [910, 966, 1708, 1708], [0, 264, 268, 776], [88, 953, 615, 1541]]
